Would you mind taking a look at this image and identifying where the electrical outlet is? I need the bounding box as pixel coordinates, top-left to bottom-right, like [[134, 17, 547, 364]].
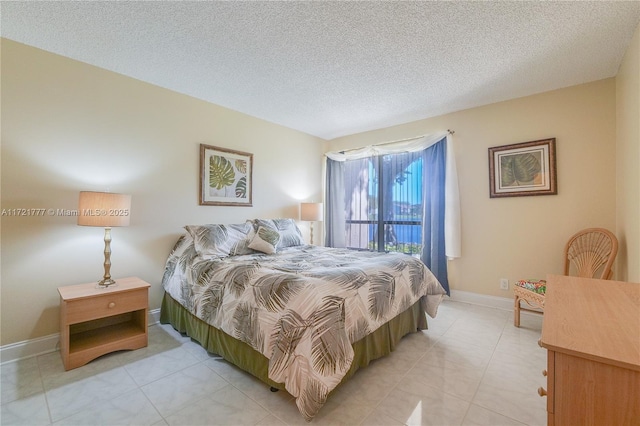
[[500, 278, 509, 290]]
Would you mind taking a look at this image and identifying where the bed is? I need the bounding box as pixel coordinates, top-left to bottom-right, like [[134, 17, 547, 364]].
[[160, 219, 447, 421]]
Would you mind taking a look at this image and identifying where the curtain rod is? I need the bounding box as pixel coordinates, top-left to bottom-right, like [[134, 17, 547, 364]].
[[339, 129, 455, 154]]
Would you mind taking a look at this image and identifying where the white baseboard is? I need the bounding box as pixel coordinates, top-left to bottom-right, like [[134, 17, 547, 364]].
[[149, 308, 161, 325], [0, 308, 161, 365], [449, 289, 543, 317], [449, 289, 514, 311], [0, 333, 60, 365]]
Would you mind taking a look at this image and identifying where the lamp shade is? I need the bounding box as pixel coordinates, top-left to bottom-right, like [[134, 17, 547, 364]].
[[78, 191, 131, 227], [300, 202, 323, 222]]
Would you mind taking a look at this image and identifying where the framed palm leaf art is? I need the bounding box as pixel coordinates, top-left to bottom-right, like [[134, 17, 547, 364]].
[[200, 144, 253, 206], [488, 138, 557, 198]]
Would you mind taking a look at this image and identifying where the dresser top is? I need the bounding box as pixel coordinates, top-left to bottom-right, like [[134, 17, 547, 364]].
[[58, 276, 150, 301], [541, 274, 640, 371]]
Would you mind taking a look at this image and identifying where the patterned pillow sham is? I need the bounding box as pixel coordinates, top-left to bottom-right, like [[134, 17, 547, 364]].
[[185, 221, 254, 258], [252, 218, 304, 249], [248, 226, 281, 254]]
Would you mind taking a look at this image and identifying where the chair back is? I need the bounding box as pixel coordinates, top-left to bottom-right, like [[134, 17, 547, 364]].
[[563, 228, 618, 279]]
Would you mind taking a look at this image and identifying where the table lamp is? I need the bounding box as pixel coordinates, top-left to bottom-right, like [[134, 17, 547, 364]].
[[300, 202, 323, 245], [78, 191, 131, 288]]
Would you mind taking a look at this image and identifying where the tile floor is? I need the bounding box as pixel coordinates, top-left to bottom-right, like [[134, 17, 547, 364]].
[[1, 300, 547, 425]]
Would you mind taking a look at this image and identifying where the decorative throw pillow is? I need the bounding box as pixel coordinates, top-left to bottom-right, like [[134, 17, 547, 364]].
[[229, 221, 257, 256], [185, 221, 254, 258], [252, 218, 304, 249], [248, 226, 281, 254]]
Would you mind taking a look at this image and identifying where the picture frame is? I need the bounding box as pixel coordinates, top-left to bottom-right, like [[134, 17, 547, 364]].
[[488, 138, 557, 198], [199, 144, 253, 206]]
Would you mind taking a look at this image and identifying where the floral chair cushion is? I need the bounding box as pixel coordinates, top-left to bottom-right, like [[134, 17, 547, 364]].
[[514, 279, 547, 294]]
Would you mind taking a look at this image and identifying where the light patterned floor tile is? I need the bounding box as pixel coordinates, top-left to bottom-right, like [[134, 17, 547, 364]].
[[360, 408, 406, 426], [330, 369, 402, 406], [423, 336, 495, 370], [462, 403, 526, 426], [45, 366, 138, 422], [401, 359, 484, 402], [123, 347, 200, 386], [443, 320, 504, 351], [306, 397, 375, 425], [254, 414, 287, 426], [1, 357, 44, 404], [52, 388, 163, 425], [251, 392, 306, 426], [141, 363, 229, 417], [164, 385, 270, 426], [0, 392, 51, 425], [376, 387, 470, 426], [472, 371, 546, 426]]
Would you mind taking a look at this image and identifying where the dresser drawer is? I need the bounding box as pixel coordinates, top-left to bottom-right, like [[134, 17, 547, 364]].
[[64, 289, 147, 325]]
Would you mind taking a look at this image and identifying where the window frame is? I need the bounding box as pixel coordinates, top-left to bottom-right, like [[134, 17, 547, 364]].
[[343, 154, 423, 254]]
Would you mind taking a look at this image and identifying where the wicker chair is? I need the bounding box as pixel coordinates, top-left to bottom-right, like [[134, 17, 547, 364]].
[[513, 228, 618, 327]]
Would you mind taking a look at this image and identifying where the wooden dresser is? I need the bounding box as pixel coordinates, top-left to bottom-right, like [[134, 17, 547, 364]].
[[540, 274, 640, 425]]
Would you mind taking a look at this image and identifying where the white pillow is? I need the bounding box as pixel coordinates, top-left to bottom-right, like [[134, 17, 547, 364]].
[[248, 226, 281, 254]]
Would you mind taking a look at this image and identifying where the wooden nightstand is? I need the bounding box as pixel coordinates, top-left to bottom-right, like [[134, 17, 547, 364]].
[[58, 277, 150, 370]]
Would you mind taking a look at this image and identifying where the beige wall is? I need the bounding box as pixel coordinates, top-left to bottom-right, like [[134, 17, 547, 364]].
[[616, 23, 640, 283], [0, 40, 325, 346], [327, 79, 617, 297]]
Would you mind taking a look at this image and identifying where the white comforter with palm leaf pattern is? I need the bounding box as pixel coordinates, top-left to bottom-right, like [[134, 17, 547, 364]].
[[162, 234, 446, 420]]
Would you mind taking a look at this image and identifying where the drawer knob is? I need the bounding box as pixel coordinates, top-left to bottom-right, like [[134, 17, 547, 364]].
[[542, 369, 547, 377], [108, 302, 116, 309], [538, 387, 547, 397]]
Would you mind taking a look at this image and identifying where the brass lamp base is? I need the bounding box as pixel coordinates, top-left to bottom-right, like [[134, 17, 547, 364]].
[[97, 278, 117, 288], [96, 227, 117, 289]]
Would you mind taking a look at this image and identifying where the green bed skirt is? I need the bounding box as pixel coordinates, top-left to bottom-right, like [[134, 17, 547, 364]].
[[160, 292, 428, 391]]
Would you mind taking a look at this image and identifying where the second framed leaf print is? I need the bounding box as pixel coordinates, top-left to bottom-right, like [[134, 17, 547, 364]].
[[488, 138, 557, 198]]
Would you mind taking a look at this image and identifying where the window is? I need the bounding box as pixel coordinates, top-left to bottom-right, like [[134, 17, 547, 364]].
[[343, 151, 423, 255]]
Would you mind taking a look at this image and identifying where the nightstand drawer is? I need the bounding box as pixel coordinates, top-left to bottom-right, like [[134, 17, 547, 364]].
[[64, 289, 147, 325]]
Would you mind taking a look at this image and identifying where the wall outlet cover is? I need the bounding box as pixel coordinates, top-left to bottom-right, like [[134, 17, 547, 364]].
[[500, 278, 509, 290]]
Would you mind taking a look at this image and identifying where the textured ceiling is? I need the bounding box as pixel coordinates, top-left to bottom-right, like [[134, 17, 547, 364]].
[[2, 1, 639, 140]]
